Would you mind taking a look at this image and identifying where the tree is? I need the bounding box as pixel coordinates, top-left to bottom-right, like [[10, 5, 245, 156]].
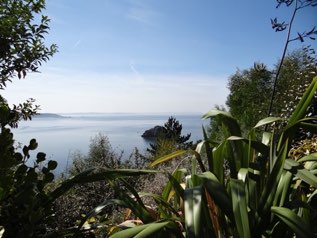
[[273, 47, 317, 119], [0, 0, 57, 130], [147, 117, 192, 158], [0, 0, 57, 88], [267, 0, 317, 117], [225, 47, 317, 134], [0, 1, 58, 237], [226, 64, 272, 131]]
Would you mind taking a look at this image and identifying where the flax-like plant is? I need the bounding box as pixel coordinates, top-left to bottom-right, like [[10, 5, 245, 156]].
[[106, 76, 317, 238]]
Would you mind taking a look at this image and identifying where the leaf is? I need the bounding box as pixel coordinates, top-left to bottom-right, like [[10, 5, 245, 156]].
[[162, 169, 185, 203], [184, 186, 204, 237], [209, 140, 225, 183], [284, 159, 317, 188], [139, 192, 180, 218], [36, 152, 46, 163], [47, 160, 57, 170], [110, 223, 149, 238], [110, 221, 174, 238], [298, 32, 304, 42], [198, 172, 234, 221], [150, 150, 187, 167], [296, 168, 317, 188], [271, 207, 314, 238], [254, 117, 282, 128], [230, 179, 251, 238], [202, 109, 241, 137], [134, 221, 172, 238], [227, 136, 269, 156], [288, 76, 317, 125], [297, 153, 317, 163], [47, 169, 156, 205], [255, 141, 288, 235], [202, 126, 214, 172]]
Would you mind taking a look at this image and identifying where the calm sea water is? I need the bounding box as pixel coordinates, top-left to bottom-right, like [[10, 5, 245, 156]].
[[12, 113, 208, 173]]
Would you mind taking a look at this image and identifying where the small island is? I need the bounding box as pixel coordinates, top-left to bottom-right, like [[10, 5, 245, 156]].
[[141, 125, 165, 138]]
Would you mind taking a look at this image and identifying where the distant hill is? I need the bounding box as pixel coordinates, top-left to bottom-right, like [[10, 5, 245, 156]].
[[35, 113, 65, 118]]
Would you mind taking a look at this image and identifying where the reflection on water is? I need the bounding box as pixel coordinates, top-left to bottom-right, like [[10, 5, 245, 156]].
[[12, 113, 207, 173]]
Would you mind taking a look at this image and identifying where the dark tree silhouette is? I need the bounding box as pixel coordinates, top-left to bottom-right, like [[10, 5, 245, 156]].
[[147, 117, 192, 157]]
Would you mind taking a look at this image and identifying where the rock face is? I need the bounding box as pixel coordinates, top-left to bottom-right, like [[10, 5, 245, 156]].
[[141, 126, 166, 138]]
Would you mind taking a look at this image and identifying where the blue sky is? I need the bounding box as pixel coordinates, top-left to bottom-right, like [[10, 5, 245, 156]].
[[3, 0, 317, 113]]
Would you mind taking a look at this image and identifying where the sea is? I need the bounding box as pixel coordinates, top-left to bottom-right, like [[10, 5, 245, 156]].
[[11, 113, 209, 173]]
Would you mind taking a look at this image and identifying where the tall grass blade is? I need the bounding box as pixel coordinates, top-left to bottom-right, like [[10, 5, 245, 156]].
[[255, 141, 288, 235], [271, 206, 314, 238], [198, 172, 234, 222], [184, 186, 203, 238], [288, 76, 317, 125], [230, 179, 251, 238], [47, 168, 155, 205], [150, 150, 187, 167], [254, 117, 283, 128], [202, 126, 214, 172]]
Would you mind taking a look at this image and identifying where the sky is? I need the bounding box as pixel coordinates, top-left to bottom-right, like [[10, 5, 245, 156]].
[[3, 0, 317, 114]]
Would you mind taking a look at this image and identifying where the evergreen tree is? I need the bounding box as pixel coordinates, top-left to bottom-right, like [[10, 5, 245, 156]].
[[147, 117, 192, 158]]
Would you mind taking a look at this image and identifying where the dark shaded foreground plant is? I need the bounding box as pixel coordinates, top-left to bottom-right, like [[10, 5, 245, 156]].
[[0, 128, 156, 237], [97, 76, 317, 237]]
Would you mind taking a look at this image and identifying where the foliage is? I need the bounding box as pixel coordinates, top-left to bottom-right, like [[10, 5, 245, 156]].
[[0, 129, 155, 237], [226, 64, 272, 131], [0, 0, 57, 236], [223, 0, 317, 136], [273, 47, 317, 119], [0, 1, 154, 237], [0, 0, 57, 88], [207, 105, 228, 143], [0, 95, 40, 130], [147, 117, 192, 158], [52, 134, 151, 235], [267, 0, 317, 117], [226, 48, 317, 133], [104, 76, 317, 237]]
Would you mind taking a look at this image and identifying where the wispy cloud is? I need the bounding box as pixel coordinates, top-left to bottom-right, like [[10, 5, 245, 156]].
[[72, 40, 81, 49], [129, 62, 144, 84], [126, 1, 158, 25]]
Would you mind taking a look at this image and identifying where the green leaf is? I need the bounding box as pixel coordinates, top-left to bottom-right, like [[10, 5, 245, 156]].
[[273, 170, 292, 207], [47, 169, 156, 205], [139, 192, 180, 218], [288, 76, 317, 125], [134, 221, 172, 238], [271, 207, 314, 238], [110, 223, 149, 238], [161, 169, 185, 208], [184, 186, 203, 237], [255, 142, 288, 234], [228, 136, 269, 157], [284, 159, 317, 188], [150, 150, 187, 167], [230, 179, 251, 238], [110, 221, 174, 238], [297, 153, 317, 163], [296, 168, 317, 188], [254, 117, 282, 128], [198, 172, 234, 221], [212, 140, 226, 183], [202, 109, 241, 137], [202, 126, 214, 172]]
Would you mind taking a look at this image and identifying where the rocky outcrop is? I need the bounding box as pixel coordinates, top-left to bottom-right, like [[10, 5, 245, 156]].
[[141, 126, 166, 138]]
